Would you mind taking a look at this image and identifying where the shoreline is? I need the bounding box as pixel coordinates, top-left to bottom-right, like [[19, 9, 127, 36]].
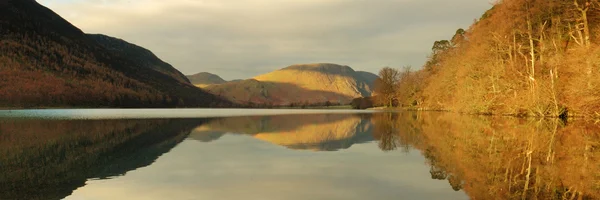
[[366, 106, 589, 119]]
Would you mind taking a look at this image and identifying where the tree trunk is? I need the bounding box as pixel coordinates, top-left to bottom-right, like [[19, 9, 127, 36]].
[[573, 0, 591, 48], [527, 11, 536, 95]]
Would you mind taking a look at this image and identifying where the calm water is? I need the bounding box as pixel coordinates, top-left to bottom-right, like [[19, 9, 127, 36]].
[[0, 109, 598, 200]]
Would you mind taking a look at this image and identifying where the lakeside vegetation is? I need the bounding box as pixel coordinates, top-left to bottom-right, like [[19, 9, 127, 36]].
[[371, 0, 600, 118]]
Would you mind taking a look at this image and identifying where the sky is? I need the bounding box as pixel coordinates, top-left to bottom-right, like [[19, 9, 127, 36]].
[[38, 0, 494, 80]]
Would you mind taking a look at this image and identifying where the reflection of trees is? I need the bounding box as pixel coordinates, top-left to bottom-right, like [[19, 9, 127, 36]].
[[447, 175, 463, 191], [0, 118, 209, 200], [424, 147, 463, 191], [379, 112, 600, 199], [372, 112, 426, 153], [373, 113, 399, 152], [425, 148, 447, 180], [378, 127, 398, 152]]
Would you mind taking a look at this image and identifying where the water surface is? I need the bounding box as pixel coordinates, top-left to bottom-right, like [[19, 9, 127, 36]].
[[0, 109, 598, 200]]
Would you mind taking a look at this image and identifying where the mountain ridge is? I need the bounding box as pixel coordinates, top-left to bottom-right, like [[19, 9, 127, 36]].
[[200, 63, 377, 106], [88, 34, 190, 84], [186, 72, 227, 87], [0, 0, 231, 108]]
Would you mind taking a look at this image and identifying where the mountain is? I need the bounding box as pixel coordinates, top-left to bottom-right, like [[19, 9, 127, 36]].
[[186, 72, 227, 87], [356, 71, 379, 85], [0, 0, 230, 108], [204, 63, 376, 106], [88, 34, 190, 83]]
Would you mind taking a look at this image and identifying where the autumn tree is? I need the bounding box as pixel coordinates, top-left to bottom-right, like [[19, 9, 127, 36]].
[[375, 67, 400, 107], [395, 66, 425, 107]]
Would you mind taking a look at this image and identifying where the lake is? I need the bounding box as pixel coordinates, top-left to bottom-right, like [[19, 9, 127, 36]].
[[0, 109, 598, 200]]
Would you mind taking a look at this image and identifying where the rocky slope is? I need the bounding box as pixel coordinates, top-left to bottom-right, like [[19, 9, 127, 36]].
[[203, 63, 377, 106]]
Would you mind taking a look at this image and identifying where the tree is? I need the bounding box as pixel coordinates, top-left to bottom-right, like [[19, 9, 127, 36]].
[[351, 97, 375, 109], [375, 67, 400, 107], [451, 28, 466, 46]]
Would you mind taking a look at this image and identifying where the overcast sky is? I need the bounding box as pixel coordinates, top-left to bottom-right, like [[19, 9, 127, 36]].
[[39, 0, 493, 80]]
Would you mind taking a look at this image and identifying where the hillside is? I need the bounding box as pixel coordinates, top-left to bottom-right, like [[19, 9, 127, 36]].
[[0, 0, 230, 108], [186, 72, 227, 87], [355, 71, 379, 86], [88, 34, 190, 83], [204, 63, 377, 106], [387, 0, 600, 117]]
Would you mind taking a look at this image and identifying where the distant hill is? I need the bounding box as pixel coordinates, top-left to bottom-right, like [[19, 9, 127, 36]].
[[356, 71, 379, 86], [0, 0, 231, 108], [186, 72, 227, 87], [204, 63, 377, 106]]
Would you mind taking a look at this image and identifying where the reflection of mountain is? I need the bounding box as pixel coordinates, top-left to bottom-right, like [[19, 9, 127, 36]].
[[188, 130, 225, 142], [190, 114, 374, 151], [0, 118, 210, 200]]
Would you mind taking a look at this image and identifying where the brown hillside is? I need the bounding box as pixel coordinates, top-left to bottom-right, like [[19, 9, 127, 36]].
[[205, 79, 356, 106], [205, 63, 376, 106], [387, 0, 600, 117], [0, 0, 231, 108]]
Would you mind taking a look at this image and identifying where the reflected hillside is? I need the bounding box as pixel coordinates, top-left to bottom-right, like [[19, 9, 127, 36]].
[[190, 114, 374, 151], [0, 118, 210, 200], [375, 112, 600, 200]]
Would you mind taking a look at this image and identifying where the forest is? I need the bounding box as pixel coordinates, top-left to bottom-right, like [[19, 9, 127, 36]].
[[374, 0, 600, 117]]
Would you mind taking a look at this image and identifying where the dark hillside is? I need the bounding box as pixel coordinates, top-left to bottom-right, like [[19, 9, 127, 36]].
[[88, 34, 190, 84], [0, 0, 231, 108], [186, 72, 227, 86]]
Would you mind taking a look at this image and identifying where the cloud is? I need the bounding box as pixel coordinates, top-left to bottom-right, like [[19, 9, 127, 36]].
[[39, 0, 493, 80]]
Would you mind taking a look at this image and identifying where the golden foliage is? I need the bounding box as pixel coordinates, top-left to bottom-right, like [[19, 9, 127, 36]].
[[385, 0, 600, 117]]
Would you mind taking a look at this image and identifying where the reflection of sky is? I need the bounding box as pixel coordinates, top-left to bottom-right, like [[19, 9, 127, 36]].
[[66, 134, 467, 200]]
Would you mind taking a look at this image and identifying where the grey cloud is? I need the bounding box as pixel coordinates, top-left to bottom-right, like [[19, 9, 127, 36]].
[[40, 0, 493, 80]]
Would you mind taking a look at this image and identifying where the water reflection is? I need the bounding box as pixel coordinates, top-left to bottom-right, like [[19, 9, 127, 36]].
[[384, 112, 600, 200], [0, 112, 598, 199], [0, 118, 210, 200], [190, 114, 374, 151]]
